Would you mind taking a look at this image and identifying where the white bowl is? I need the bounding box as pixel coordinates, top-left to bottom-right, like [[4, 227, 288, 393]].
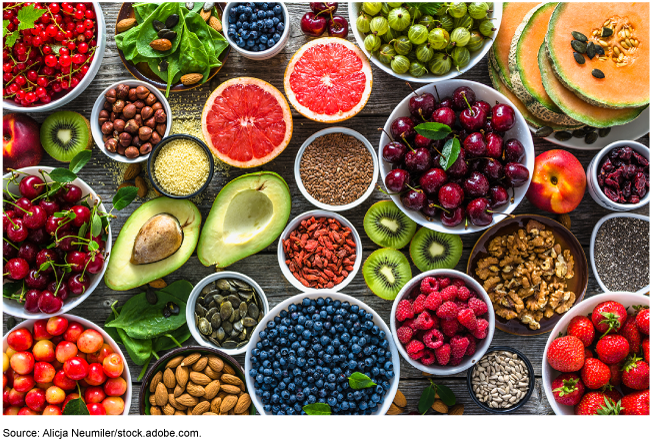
[[589, 213, 650, 294], [90, 80, 172, 164], [542, 292, 650, 415], [222, 2, 290, 61], [2, 2, 106, 113], [294, 127, 379, 211], [185, 271, 269, 356], [379, 79, 535, 234], [277, 210, 362, 292], [244, 291, 401, 415], [390, 269, 495, 375], [586, 140, 650, 211], [349, 2, 502, 83], [3, 314, 132, 415], [2, 167, 112, 319]]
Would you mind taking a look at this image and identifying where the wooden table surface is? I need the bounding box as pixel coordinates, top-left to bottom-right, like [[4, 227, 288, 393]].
[[3, 3, 649, 415]]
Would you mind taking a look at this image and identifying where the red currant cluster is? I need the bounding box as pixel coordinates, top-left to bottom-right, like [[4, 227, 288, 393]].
[[3, 172, 108, 315], [3, 2, 98, 106]]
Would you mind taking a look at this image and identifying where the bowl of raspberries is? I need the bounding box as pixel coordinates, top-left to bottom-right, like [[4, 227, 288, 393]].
[[390, 269, 495, 375], [542, 292, 650, 415]]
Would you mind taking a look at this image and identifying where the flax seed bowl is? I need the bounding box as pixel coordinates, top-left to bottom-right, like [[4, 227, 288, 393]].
[[294, 127, 379, 212], [277, 210, 362, 293], [147, 134, 215, 199]]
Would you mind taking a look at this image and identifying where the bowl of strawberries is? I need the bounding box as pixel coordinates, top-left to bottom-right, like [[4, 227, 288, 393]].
[[542, 292, 649, 415], [390, 269, 495, 375]]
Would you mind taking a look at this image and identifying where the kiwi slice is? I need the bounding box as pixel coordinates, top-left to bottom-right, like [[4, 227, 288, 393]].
[[409, 227, 463, 272], [362, 248, 412, 300], [363, 201, 417, 249], [40, 111, 91, 162]]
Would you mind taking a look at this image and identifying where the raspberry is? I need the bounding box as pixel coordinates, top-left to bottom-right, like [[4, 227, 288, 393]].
[[456, 300, 468, 311], [423, 329, 444, 349], [471, 318, 489, 339], [397, 325, 414, 344], [441, 317, 460, 337], [421, 349, 436, 366], [424, 291, 442, 311], [436, 301, 459, 320], [440, 285, 458, 301], [406, 339, 424, 356], [420, 277, 439, 294], [457, 308, 477, 330], [395, 299, 414, 321], [452, 278, 465, 289], [439, 277, 451, 289], [434, 343, 451, 365], [412, 294, 427, 314], [468, 297, 488, 316], [402, 318, 416, 329], [457, 286, 472, 301], [450, 335, 469, 359], [409, 350, 424, 360], [450, 355, 463, 366], [414, 311, 436, 330], [465, 334, 477, 356]]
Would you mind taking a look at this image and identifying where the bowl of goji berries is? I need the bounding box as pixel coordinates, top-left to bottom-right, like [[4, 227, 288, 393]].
[[277, 210, 362, 293], [390, 269, 495, 375]]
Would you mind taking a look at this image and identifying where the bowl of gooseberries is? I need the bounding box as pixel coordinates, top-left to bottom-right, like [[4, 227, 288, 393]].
[[378, 79, 534, 234], [349, 2, 502, 82], [2, 167, 112, 319]]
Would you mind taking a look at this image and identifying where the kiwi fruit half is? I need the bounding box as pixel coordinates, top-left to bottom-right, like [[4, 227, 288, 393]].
[[362, 248, 412, 300], [40, 111, 91, 162], [409, 227, 462, 272], [363, 200, 417, 249]]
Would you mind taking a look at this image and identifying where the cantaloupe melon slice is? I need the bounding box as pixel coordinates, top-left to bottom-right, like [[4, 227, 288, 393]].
[[546, 2, 649, 109], [539, 43, 646, 128], [508, 3, 582, 128], [489, 2, 541, 90]]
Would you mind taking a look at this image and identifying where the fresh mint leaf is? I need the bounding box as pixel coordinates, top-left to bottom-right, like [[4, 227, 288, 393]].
[[112, 186, 139, 211], [435, 383, 456, 406], [48, 168, 77, 183], [414, 122, 452, 140], [439, 137, 461, 171], [348, 372, 376, 390], [69, 150, 92, 174], [62, 397, 90, 415], [303, 403, 331, 415], [16, 4, 47, 31], [418, 384, 436, 414]]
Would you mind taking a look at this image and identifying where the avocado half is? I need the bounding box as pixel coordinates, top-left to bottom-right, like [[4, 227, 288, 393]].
[[104, 197, 201, 291], [197, 171, 291, 268]]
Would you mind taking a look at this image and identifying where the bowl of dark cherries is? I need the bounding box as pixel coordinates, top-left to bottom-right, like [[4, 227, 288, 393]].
[[379, 80, 535, 234]]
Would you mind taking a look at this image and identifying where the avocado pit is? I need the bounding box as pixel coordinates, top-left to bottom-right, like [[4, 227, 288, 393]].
[[131, 213, 184, 265]]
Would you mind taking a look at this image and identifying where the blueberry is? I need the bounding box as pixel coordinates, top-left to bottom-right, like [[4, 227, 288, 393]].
[[359, 401, 368, 410], [328, 397, 337, 406], [351, 344, 362, 354], [259, 34, 268, 44], [272, 16, 280, 26], [243, 6, 252, 15], [317, 298, 325, 306], [265, 18, 274, 28], [350, 305, 359, 313]]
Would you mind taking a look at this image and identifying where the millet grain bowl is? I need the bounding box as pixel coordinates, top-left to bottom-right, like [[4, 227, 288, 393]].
[[153, 138, 210, 196]]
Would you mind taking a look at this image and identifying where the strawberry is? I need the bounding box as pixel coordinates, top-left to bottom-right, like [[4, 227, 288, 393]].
[[547, 336, 585, 372], [457, 286, 472, 301], [468, 297, 488, 316], [620, 315, 642, 353], [422, 328, 444, 349], [567, 315, 595, 347], [471, 318, 489, 339], [574, 392, 621, 415], [434, 343, 451, 365], [412, 294, 427, 315], [440, 285, 458, 302], [413, 310, 437, 330], [420, 276, 439, 295], [622, 355, 649, 390], [395, 299, 414, 321], [440, 317, 460, 337], [602, 386, 623, 404], [636, 308, 649, 335], [585, 348, 594, 359], [591, 300, 627, 336], [620, 389, 649, 415], [581, 358, 611, 389], [608, 362, 623, 386], [642, 338, 649, 362], [424, 291, 442, 311], [457, 308, 478, 330], [436, 301, 459, 320], [420, 349, 436, 366], [596, 335, 630, 364], [450, 335, 469, 359], [406, 339, 424, 356], [396, 325, 414, 344], [551, 373, 585, 406]]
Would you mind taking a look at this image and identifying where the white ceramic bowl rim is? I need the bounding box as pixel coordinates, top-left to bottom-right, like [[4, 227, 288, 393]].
[[589, 212, 650, 295], [244, 290, 401, 415], [2, 167, 112, 319], [222, 2, 290, 56], [3, 314, 132, 415], [294, 127, 379, 212], [185, 271, 270, 356], [276, 210, 363, 293]]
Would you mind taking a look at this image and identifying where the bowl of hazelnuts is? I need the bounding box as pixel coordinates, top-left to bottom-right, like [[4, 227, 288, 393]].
[[91, 80, 172, 163]]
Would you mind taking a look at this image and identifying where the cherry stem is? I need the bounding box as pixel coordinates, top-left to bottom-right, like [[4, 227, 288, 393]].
[[3, 199, 30, 214], [432, 203, 450, 214], [406, 82, 418, 96], [3, 237, 19, 250], [376, 184, 401, 196], [378, 127, 394, 142], [463, 94, 473, 113], [486, 210, 515, 219], [510, 187, 515, 204], [434, 85, 441, 102], [405, 183, 422, 193], [4, 213, 18, 229], [402, 136, 414, 151], [465, 216, 469, 230]]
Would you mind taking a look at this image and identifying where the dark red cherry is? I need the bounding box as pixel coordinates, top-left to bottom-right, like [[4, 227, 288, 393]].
[[14, 197, 33, 218], [66, 251, 87, 273], [432, 107, 456, 127], [485, 132, 504, 159], [25, 269, 50, 290], [17, 242, 38, 264], [421, 196, 439, 218], [419, 168, 448, 195], [4, 258, 30, 280], [414, 134, 432, 149], [409, 92, 436, 121], [3, 241, 18, 259], [463, 171, 489, 198], [489, 185, 509, 208], [466, 197, 493, 226], [504, 139, 525, 163], [483, 158, 504, 182], [68, 273, 90, 296], [24, 290, 42, 313], [385, 169, 410, 192], [19, 175, 45, 200], [62, 184, 83, 204], [504, 163, 530, 187], [383, 142, 407, 164], [85, 252, 105, 275], [22, 205, 47, 229], [391, 117, 416, 142], [460, 105, 487, 132], [438, 182, 464, 210], [463, 132, 487, 157], [474, 100, 491, 115], [7, 217, 29, 242], [491, 103, 516, 132], [446, 148, 468, 178], [441, 206, 465, 227], [451, 86, 476, 111], [36, 249, 58, 274], [38, 290, 63, 314], [39, 199, 60, 217], [327, 15, 349, 38], [404, 148, 431, 173], [401, 190, 426, 211]]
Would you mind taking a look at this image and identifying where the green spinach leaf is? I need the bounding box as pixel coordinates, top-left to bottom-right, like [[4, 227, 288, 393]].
[[178, 23, 210, 81], [106, 303, 152, 366], [136, 2, 184, 59], [184, 12, 220, 74], [152, 327, 191, 353], [133, 3, 159, 23]]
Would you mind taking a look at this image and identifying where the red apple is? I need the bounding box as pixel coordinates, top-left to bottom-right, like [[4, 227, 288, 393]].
[[3, 113, 43, 172], [526, 149, 586, 214]]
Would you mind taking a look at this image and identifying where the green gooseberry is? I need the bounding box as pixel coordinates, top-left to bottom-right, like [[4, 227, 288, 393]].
[[429, 52, 452, 75], [391, 54, 411, 74], [378, 44, 397, 65], [409, 61, 428, 77], [434, 5, 447, 16], [415, 43, 435, 63], [392, 35, 412, 55], [451, 46, 471, 68], [381, 2, 391, 16], [356, 13, 371, 34], [450, 27, 471, 47], [387, 2, 404, 7], [364, 33, 382, 52], [428, 27, 450, 50], [407, 5, 422, 21], [406, 49, 418, 62], [418, 15, 435, 31], [370, 16, 390, 36], [382, 27, 402, 43], [466, 31, 484, 52], [408, 24, 429, 45], [387, 7, 411, 31], [439, 14, 454, 32], [479, 19, 496, 37], [454, 14, 473, 30], [468, 2, 490, 20], [362, 2, 382, 16], [447, 2, 468, 18]]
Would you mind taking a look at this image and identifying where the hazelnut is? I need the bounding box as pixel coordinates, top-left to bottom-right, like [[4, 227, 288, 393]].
[[139, 143, 153, 155], [101, 121, 114, 135], [156, 124, 166, 136], [113, 119, 126, 133], [136, 85, 150, 100], [144, 93, 157, 106], [110, 111, 117, 122], [117, 144, 127, 156], [128, 87, 138, 102], [118, 132, 132, 147], [102, 134, 110, 143], [131, 135, 142, 148], [123, 103, 137, 119], [154, 109, 167, 123], [98, 109, 110, 123], [134, 100, 145, 110], [138, 126, 153, 141], [134, 114, 143, 126], [125, 146, 140, 159], [105, 88, 117, 103], [145, 117, 156, 129], [141, 106, 154, 120], [151, 101, 163, 111], [116, 84, 130, 100], [150, 132, 161, 146], [105, 138, 118, 153], [103, 100, 112, 111], [112, 99, 125, 113], [124, 119, 140, 135]]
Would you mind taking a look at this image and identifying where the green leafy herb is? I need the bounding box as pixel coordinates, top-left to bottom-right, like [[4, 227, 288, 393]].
[[62, 397, 90, 415], [112, 186, 139, 211], [435, 383, 456, 406], [439, 137, 461, 171], [3, 281, 23, 299], [418, 380, 457, 414], [303, 402, 332, 415], [48, 168, 77, 183], [69, 150, 92, 174], [136, 2, 184, 58], [3, 20, 9, 37], [414, 122, 452, 140], [410, 2, 444, 17], [348, 372, 377, 390], [3, 4, 46, 47], [91, 212, 102, 237]]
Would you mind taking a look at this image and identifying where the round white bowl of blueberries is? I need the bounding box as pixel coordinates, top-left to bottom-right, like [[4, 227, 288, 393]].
[[223, 2, 290, 60]]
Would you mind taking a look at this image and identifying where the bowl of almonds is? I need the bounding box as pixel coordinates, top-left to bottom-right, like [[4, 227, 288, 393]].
[[139, 346, 255, 415]]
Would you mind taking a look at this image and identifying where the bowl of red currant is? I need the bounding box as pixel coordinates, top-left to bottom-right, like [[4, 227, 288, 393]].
[[3, 166, 112, 319], [2, 2, 107, 112], [379, 79, 535, 234]]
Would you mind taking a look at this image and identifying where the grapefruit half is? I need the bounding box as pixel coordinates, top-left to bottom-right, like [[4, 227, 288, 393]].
[[284, 38, 373, 123], [202, 77, 293, 168]]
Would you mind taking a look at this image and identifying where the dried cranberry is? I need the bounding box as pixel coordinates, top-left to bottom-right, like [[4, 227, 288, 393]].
[[597, 173, 605, 187], [604, 187, 619, 202], [632, 151, 649, 167], [633, 172, 647, 198], [622, 180, 632, 199], [620, 147, 633, 161], [605, 176, 619, 190], [601, 157, 614, 172], [629, 195, 640, 204], [621, 164, 637, 179]]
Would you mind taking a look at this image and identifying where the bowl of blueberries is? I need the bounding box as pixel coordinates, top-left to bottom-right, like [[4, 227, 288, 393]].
[[223, 2, 290, 60], [245, 292, 401, 415]]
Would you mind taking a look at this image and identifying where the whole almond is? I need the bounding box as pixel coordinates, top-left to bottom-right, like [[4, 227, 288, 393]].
[[207, 356, 224, 372], [189, 372, 211, 386], [166, 355, 184, 369], [123, 162, 141, 180], [204, 381, 221, 400], [135, 176, 148, 198], [148, 394, 157, 407], [191, 357, 208, 372], [176, 394, 198, 407], [149, 370, 163, 393], [220, 395, 237, 413], [150, 406, 162, 415], [386, 403, 403, 415], [432, 399, 448, 414], [162, 403, 175, 415], [117, 18, 137, 33], [154, 382, 168, 407], [210, 396, 222, 414], [221, 374, 243, 388], [192, 401, 211, 415], [174, 410, 185, 415], [187, 382, 206, 397], [216, 390, 228, 400], [208, 16, 222, 32], [180, 73, 203, 86], [199, 8, 211, 21], [176, 365, 189, 388], [118, 182, 135, 191], [150, 38, 172, 51], [163, 368, 176, 389], [149, 278, 167, 289], [202, 412, 217, 415], [169, 393, 186, 411], [222, 363, 236, 376], [558, 213, 571, 230], [181, 353, 201, 367], [173, 384, 184, 398], [234, 393, 251, 414], [220, 384, 241, 395], [393, 389, 407, 408], [228, 408, 235, 415], [203, 365, 219, 380], [449, 404, 464, 415], [186, 408, 192, 415]]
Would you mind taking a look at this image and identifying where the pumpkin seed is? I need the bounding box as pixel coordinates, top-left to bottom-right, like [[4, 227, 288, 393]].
[[196, 303, 206, 318], [185, 2, 194, 10], [216, 279, 230, 291], [571, 31, 588, 42], [209, 337, 221, 347], [152, 19, 165, 32], [226, 295, 241, 309], [203, 2, 215, 12], [586, 42, 596, 59], [585, 132, 598, 144], [583, 126, 596, 133], [592, 69, 605, 79], [601, 27, 613, 38], [165, 14, 179, 29], [217, 327, 226, 341], [239, 302, 248, 319], [572, 129, 586, 138], [146, 289, 158, 305], [157, 28, 170, 38], [243, 317, 258, 327], [236, 341, 248, 349], [210, 313, 221, 329], [199, 318, 211, 335], [233, 320, 244, 333], [162, 30, 177, 41], [535, 126, 553, 137], [571, 40, 587, 53], [554, 131, 573, 141], [248, 303, 260, 320], [222, 320, 233, 334], [598, 127, 611, 138], [573, 52, 585, 64], [222, 340, 237, 349], [158, 59, 168, 72], [595, 45, 605, 55]]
